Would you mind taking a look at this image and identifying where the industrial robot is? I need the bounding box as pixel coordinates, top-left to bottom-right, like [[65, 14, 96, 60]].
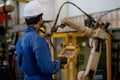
[[61, 18, 110, 80]]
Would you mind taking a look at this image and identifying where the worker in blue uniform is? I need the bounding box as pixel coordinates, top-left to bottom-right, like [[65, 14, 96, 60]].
[[16, 0, 67, 80]]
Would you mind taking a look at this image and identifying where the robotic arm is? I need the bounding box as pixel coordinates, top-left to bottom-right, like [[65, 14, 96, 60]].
[[61, 18, 108, 80], [61, 18, 108, 40]]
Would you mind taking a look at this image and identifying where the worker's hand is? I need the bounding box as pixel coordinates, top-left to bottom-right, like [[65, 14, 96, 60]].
[[59, 57, 67, 65], [58, 57, 67, 68]]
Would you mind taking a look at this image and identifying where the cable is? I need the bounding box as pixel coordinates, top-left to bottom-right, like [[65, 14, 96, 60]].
[[50, 1, 96, 52], [51, 1, 96, 34], [98, 7, 120, 21]]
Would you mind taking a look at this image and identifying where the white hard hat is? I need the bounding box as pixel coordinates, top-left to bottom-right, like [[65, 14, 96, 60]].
[[24, 0, 43, 18]]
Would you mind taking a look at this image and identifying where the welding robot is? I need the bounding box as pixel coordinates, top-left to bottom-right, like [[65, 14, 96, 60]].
[[50, 1, 112, 80], [59, 18, 110, 80]]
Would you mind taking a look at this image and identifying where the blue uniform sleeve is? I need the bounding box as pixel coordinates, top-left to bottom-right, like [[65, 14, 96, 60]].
[[16, 40, 23, 67], [32, 36, 60, 75]]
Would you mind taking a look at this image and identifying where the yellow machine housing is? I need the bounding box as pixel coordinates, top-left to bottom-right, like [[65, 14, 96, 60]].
[[51, 32, 111, 80]]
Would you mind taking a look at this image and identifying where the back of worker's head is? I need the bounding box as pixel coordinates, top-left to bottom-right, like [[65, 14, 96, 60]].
[[24, 0, 43, 25]]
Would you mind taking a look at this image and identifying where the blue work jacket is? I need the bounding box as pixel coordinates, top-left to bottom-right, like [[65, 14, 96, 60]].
[[16, 27, 60, 80]]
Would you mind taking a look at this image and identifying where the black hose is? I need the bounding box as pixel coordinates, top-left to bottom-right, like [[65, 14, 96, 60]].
[[50, 1, 96, 52], [51, 1, 96, 34], [98, 7, 120, 21]]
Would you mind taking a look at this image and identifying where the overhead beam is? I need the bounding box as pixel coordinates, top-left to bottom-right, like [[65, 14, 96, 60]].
[[17, 0, 29, 3]]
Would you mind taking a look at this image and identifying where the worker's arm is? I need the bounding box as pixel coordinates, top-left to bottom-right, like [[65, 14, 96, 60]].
[[16, 38, 23, 67], [32, 36, 60, 75]]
